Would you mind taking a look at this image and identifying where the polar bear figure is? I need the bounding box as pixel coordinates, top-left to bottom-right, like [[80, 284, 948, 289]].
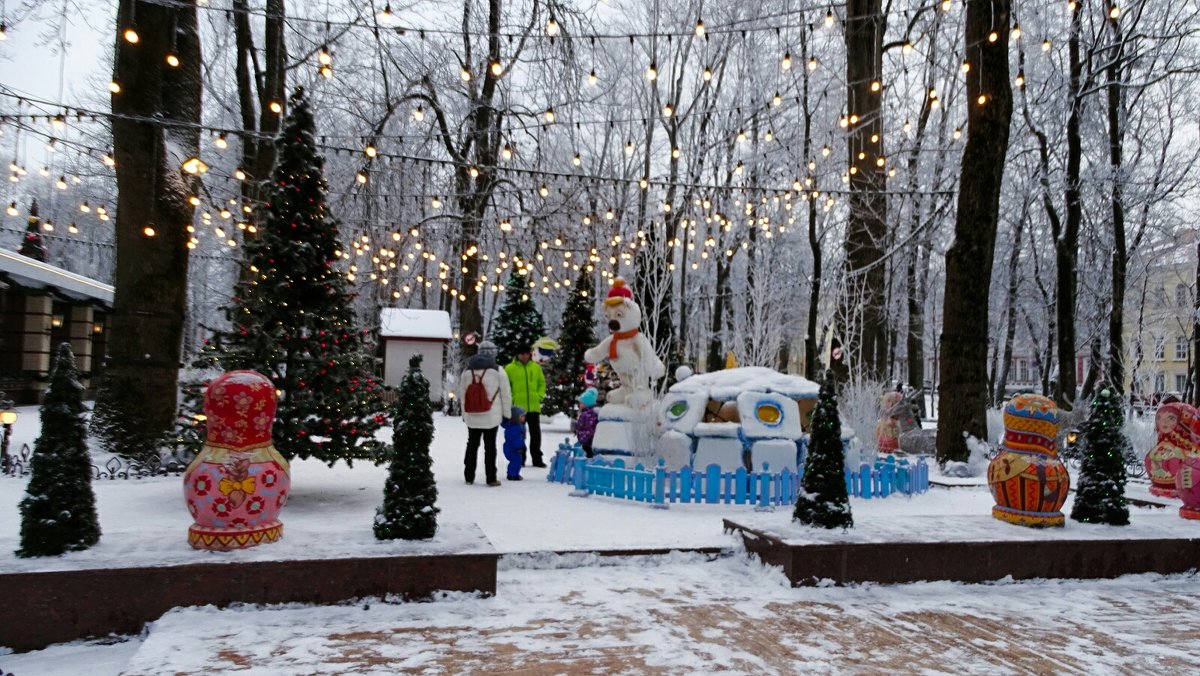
[[584, 277, 666, 407]]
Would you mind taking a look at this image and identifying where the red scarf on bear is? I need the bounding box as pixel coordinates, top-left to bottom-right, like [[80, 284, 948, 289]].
[[609, 328, 640, 360]]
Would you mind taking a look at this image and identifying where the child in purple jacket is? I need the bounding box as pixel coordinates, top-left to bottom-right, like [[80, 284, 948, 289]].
[[576, 388, 599, 458]]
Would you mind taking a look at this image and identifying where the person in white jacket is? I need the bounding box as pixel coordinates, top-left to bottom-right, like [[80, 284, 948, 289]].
[[458, 341, 512, 486]]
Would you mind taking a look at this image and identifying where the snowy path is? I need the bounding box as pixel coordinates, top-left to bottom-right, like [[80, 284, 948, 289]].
[[7, 555, 1198, 675]]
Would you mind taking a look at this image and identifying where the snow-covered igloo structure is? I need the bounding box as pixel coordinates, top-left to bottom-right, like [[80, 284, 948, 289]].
[[656, 367, 820, 473]]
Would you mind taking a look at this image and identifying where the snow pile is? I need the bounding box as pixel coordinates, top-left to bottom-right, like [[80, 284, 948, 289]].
[[668, 367, 819, 401]]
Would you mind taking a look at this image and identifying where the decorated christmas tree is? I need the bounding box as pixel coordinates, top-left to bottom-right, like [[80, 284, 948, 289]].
[[374, 354, 439, 540], [793, 374, 853, 529], [491, 264, 546, 365], [542, 271, 595, 416], [191, 87, 387, 465], [18, 198, 46, 261], [1070, 384, 1130, 525], [18, 343, 100, 557]]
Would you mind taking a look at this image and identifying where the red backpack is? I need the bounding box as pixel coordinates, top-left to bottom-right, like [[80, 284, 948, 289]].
[[464, 370, 498, 414]]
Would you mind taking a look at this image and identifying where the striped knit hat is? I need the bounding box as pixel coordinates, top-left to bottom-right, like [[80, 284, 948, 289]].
[[1002, 393, 1059, 457]]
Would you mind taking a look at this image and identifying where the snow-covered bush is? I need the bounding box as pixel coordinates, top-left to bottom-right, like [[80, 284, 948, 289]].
[[837, 379, 887, 465]]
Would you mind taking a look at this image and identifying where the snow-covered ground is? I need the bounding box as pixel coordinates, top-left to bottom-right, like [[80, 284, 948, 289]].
[[0, 410, 1191, 572], [2, 406, 1198, 672], [5, 555, 1199, 674]]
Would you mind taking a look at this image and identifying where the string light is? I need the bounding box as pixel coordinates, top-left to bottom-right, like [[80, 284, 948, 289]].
[[166, 53, 180, 67], [123, 27, 139, 43], [269, 101, 282, 113], [588, 69, 598, 85], [646, 63, 657, 81], [544, 107, 555, 123], [182, 157, 208, 174], [825, 8, 835, 27], [413, 105, 425, 121], [460, 67, 471, 81], [109, 81, 122, 94], [781, 50, 792, 71], [377, 4, 396, 26], [546, 16, 559, 37], [214, 133, 228, 149], [695, 19, 705, 37]]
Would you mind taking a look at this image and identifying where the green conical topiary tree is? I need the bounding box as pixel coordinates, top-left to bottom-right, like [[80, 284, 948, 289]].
[[543, 271, 595, 416], [187, 87, 387, 466], [793, 374, 853, 529], [18, 343, 101, 557], [374, 354, 439, 540], [1070, 384, 1130, 525], [491, 265, 546, 365]]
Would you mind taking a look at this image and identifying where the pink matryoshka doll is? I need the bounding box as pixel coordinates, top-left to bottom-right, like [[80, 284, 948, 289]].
[[987, 394, 1070, 528], [1146, 402, 1197, 499], [1177, 455, 1200, 520], [184, 370, 290, 550]]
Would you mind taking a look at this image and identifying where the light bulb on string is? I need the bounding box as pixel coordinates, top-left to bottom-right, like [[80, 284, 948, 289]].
[[269, 101, 282, 113], [460, 67, 471, 81], [695, 19, 705, 37], [123, 27, 139, 43], [80, 201, 90, 213], [588, 69, 598, 85], [546, 16, 559, 37], [6, 202, 16, 216], [318, 46, 332, 65], [625, 140, 634, 156], [0, 23, 7, 41], [214, 133, 228, 149], [51, 114, 65, 130], [662, 104, 673, 117], [413, 104, 425, 121], [703, 66, 712, 81], [166, 53, 180, 67], [234, 168, 246, 180], [377, 4, 396, 26], [490, 60, 503, 76], [544, 107, 555, 123], [773, 91, 782, 106], [781, 50, 792, 71], [109, 80, 122, 94], [647, 62, 657, 81], [501, 144, 513, 161], [1012, 24, 1022, 39], [320, 64, 332, 78]]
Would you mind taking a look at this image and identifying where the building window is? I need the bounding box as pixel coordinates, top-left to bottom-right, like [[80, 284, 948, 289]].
[[1155, 335, 1166, 361], [1155, 372, 1166, 392], [1177, 336, 1189, 361], [1155, 287, 1169, 307], [1176, 374, 1188, 392], [1177, 284, 1189, 308], [1018, 359, 1029, 383]]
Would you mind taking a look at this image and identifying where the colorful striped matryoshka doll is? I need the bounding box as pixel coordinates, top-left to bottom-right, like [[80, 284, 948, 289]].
[[987, 394, 1070, 527], [183, 370, 291, 550]]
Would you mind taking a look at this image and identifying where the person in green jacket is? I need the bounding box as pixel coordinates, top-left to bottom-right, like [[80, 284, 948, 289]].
[[504, 344, 547, 467]]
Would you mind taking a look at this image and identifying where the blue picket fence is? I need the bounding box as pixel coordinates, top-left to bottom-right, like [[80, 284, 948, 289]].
[[547, 441, 928, 509]]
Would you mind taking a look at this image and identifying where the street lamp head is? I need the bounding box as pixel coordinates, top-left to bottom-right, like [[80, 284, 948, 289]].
[[0, 410, 15, 425]]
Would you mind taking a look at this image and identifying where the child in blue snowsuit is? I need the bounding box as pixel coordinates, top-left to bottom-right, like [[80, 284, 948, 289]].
[[502, 406, 527, 481]]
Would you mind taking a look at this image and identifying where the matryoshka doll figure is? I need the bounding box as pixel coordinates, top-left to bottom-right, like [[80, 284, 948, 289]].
[[987, 394, 1070, 528], [1146, 402, 1197, 498], [184, 370, 290, 550], [875, 391, 902, 456]]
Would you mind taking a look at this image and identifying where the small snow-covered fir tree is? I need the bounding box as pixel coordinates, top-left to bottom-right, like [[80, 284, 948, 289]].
[[491, 266, 546, 365], [18, 343, 100, 557], [543, 271, 595, 416], [18, 198, 46, 261], [189, 87, 387, 465], [1070, 384, 1130, 525], [794, 374, 853, 529], [375, 354, 439, 540]]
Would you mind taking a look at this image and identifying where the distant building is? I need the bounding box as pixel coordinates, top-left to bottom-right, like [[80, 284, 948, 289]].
[[378, 308, 453, 401], [0, 249, 112, 404]]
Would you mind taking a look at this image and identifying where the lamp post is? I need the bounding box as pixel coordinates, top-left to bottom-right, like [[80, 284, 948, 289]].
[[0, 392, 16, 474]]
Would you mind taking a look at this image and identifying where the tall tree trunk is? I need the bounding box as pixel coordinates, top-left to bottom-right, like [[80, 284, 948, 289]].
[[936, 0, 1014, 464], [841, 0, 888, 380], [1056, 2, 1085, 410], [801, 28, 821, 381], [96, 0, 201, 459], [707, 256, 731, 373], [1106, 7, 1128, 394], [994, 203, 1028, 405]]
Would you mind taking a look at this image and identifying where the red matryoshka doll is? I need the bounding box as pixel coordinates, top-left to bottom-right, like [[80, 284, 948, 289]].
[[987, 394, 1070, 527], [1146, 402, 1197, 498], [183, 371, 290, 550], [875, 391, 903, 456]]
